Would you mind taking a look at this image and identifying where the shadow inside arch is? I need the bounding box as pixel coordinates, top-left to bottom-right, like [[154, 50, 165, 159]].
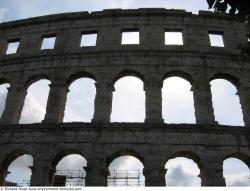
[[224, 152, 250, 168], [106, 149, 145, 167], [163, 71, 193, 84], [167, 151, 204, 170], [112, 70, 145, 86], [210, 73, 240, 88]]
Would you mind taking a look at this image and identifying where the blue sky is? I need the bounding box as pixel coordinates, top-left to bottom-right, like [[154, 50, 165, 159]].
[[0, 0, 249, 187]]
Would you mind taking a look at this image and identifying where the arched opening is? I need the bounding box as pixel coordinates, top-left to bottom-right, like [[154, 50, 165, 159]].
[[0, 83, 10, 117], [162, 77, 195, 123], [2, 154, 33, 186], [165, 157, 201, 186], [53, 154, 87, 186], [64, 78, 96, 122], [210, 79, 244, 126], [19, 79, 50, 124], [111, 76, 145, 122], [107, 155, 145, 187], [223, 157, 250, 186]]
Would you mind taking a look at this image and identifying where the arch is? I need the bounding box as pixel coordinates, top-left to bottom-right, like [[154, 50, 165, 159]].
[[67, 71, 96, 87], [112, 70, 145, 86], [223, 153, 250, 186], [210, 73, 240, 88], [165, 151, 202, 186], [64, 77, 96, 122], [24, 74, 51, 89], [162, 71, 193, 84], [162, 76, 195, 123], [51, 149, 86, 168], [0, 149, 33, 186], [106, 149, 145, 167], [111, 75, 145, 122], [210, 78, 244, 126], [107, 149, 145, 187], [167, 151, 203, 169], [224, 153, 250, 168], [20, 79, 51, 124], [51, 149, 87, 187]]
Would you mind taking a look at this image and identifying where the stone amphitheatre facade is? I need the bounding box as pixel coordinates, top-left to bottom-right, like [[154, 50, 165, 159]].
[[0, 8, 249, 187]]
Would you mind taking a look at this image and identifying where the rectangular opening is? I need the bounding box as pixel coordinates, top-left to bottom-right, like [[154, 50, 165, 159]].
[[6, 39, 20, 54], [209, 32, 224, 47], [80, 32, 97, 47], [122, 29, 139, 45], [41, 35, 56, 50], [165, 31, 183, 45], [247, 35, 250, 43]]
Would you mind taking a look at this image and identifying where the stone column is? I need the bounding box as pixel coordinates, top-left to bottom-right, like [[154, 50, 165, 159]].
[[85, 158, 109, 186], [92, 82, 113, 123], [238, 86, 250, 128], [43, 80, 68, 123], [0, 37, 8, 56], [144, 159, 166, 186], [0, 166, 8, 186], [30, 158, 54, 186], [144, 83, 164, 123], [200, 160, 226, 186], [191, 81, 216, 124], [0, 82, 27, 124]]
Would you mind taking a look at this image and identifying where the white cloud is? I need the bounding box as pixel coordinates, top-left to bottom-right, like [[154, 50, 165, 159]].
[[225, 173, 250, 186], [64, 78, 96, 122], [165, 157, 201, 186], [5, 155, 33, 186], [19, 80, 50, 124]]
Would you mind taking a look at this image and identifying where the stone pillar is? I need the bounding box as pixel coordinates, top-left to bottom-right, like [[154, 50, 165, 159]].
[[0, 37, 8, 56], [191, 81, 216, 124], [0, 166, 8, 186], [18, 34, 41, 55], [238, 86, 250, 128], [0, 82, 27, 124], [30, 158, 54, 186], [144, 159, 166, 186], [85, 158, 109, 186], [43, 80, 68, 123], [144, 84, 164, 123], [200, 160, 226, 186], [140, 26, 165, 48], [92, 82, 113, 123]]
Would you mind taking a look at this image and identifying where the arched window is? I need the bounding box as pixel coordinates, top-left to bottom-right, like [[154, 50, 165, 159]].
[[64, 78, 96, 122], [223, 158, 250, 186], [162, 77, 195, 123], [111, 76, 145, 122], [19, 79, 50, 124], [53, 154, 87, 186], [210, 79, 244, 126], [108, 155, 145, 186], [165, 157, 201, 186], [3, 154, 33, 186], [0, 83, 10, 117]]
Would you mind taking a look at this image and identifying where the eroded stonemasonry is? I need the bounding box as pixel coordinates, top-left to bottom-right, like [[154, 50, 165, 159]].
[[0, 9, 249, 186]]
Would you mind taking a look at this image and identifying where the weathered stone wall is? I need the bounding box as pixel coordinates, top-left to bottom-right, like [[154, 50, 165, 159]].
[[0, 9, 249, 186]]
